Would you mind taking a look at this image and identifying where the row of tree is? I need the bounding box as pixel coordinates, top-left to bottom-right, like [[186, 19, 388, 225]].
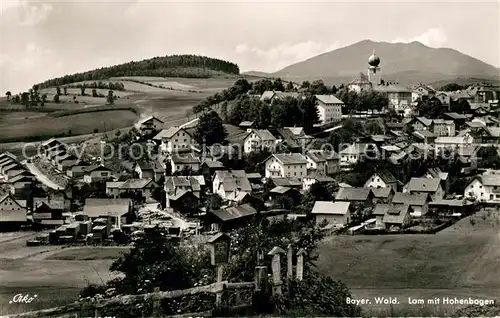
[[5, 85, 48, 107], [64, 81, 126, 91], [36, 55, 240, 88]]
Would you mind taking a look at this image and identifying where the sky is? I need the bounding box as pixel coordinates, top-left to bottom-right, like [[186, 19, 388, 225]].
[[0, 0, 499, 93]]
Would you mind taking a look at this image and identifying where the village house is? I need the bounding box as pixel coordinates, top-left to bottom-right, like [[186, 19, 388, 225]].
[[391, 192, 430, 217], [268, 186, 301, 207], [302, 172, 335, 191], [375, 84, 413, 112], [166, 190, 199, 215], [434, 135, 474, 154], [134, 162, 154, 179], [364, 171, 399, 192], [431, 119, 456, 137], [239, 121, 255, 130], [409, 117, 432, 131], [276, 127, 314, 152], [404, 177, 444, 201], [165, 175, 206, 198], [335, 187, 374, 205], [382, 204, 411, 229], [82, 198, 133, 229], [82, 165, 113, 183], [311, 201, 351, 228], [265, 153, 308, 179], [339, 143, 378, 169], [134, 116, 164, 135], [204, 204, 258, 232], [443, 112, 468, 128], [109, 178, 159, 200], [243, 129, 277, 154], [372, 203, 390, 228], [32, 197, 65, 228], [0, 193, 27, 230], [266, 177, 303, 191], [371, 187, 395, 204], [9, 175, 34, 195], [412, 130, 437, 145], [41, 138, 66, 157], [435, 91, 451, 106], [201, 160, 225, 181], [411, 84, 436, 101], [153, 126, 193, 154], [212, 170, 252, 200], [315, 95, 344, 124], [305, 150, 340, 175], [464, 174, 500, 203], [424, 167, 450, 194], [169, 153, 200, 174]]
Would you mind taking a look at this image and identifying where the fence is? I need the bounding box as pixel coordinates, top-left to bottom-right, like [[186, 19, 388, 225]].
[[9, 244, 306, 318]]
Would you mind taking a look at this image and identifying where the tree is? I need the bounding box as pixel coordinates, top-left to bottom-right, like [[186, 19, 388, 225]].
[[206, 193, 223, 211], [298, 95, 320, 132], [53, 94, 60, 103], [107, 90, 114, 105], [5, 91, 11, 101], [92, 89, 98, 97], [440, 83, 465, 91], [285, 81, 294, 92], [56, 86, 61, 96], [80, 86, 86, 96], [301, 81, 310, 89], [21, 92, 30, 107], [194, 110, 227, 146], [252, 79, 274, 94], [273, 78, 285, 92], [309, 79, 329, 95], [477, 146, 500, 169], [451, 99, 471, 114], [331, 85, 337, 94], [418, 96, 444, 118], [63, 87, 67, 95]]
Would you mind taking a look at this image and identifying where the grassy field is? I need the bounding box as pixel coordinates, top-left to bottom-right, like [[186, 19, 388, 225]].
[[0, 109, 138, 143], [47, 247, 130, 261], [316, 209, 500, 313]]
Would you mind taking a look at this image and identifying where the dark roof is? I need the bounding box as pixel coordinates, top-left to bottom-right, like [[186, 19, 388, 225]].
[[83, 165, 113, 173], [210, 204, 257, 222], [270, 177, 302, 187], [374, 171, 398, 184], [371, 187, 394, 198], [407, 178, 441, 192], [335, 187, 371, 201], [392, 192, 428, 206], [382, 204, 410, 224]]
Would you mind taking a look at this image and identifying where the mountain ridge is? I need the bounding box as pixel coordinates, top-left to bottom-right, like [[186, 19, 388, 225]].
[[243, 40, 499, 85]]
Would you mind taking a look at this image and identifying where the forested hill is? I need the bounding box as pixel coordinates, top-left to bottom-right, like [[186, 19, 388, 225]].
[[37, 55, 240, 88]]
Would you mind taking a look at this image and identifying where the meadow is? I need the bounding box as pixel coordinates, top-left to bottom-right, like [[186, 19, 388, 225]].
[[316, 209, 500, 313]]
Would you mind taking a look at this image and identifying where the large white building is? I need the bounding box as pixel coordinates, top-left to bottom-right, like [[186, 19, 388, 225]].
[[315, 95, 344, 124], [464, 174, 500, 203], [153, 127, 193, 154], [243, 129, 277, 154], [265, 153, 308, 179]]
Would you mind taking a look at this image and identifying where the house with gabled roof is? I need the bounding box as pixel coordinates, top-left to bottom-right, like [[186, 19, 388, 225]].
[[212, 170, 252, 200], [434, 135, 474, 154], [8, 174, 35, 195], [335, 187, 374, 205], [0, 193, 27, 229], [265, 153, 307, 179], [169, 153, 200, 174], [372, 203, 390, 228], [302, 172, 335, 191], [311, 201, 351, 228], [404, 177, 444, 201], [305, 149, 340, 175], [464, 174, 500, 203], [371, 187, 395, 204], [134, 115, 164, 135], [364, 171, 400, 192], [153, 126, 193, 154], [243, 129, 277, 154], [431, 119, 455, 137], [409, 117, 432, 131], [204, 203, 257, 232], [382, 204, 411, 229], [165, 175, 205, 198], [83, 198, 133, 229], [82, 165, 113, 183], [425, 167, 450, 193], [391, 192, 430, 217]]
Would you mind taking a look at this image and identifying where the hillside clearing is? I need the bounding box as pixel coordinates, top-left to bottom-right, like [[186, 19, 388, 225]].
[[0, 109, 138, 143], [316, 209, 500, 311]]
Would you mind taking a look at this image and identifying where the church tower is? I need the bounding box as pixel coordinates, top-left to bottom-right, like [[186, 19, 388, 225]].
[[368, 50, 381, 87]]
